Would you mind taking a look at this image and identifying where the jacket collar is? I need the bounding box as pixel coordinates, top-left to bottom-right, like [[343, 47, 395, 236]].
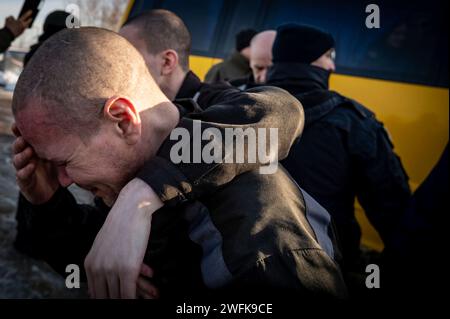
[[175, 71, 204, 100], [173, 71, 205, 117], [267, 63, 351, 126], [267, 63, 331, 92]]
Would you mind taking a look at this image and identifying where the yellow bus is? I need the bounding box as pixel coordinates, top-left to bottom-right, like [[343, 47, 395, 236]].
[[122, 0, 449, 251]]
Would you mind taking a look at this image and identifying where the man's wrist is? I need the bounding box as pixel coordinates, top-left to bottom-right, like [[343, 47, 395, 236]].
[[119, 178, 164, 216]]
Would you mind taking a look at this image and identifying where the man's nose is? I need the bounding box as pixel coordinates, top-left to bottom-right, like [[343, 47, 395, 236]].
[[330, 61, 336, 72], [256, 71, 265, 84], [56, 166, 73, 187], [260, 69, 267, 83]]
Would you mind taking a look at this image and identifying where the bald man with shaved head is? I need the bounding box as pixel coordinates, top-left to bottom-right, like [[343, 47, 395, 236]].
[[12, 27, 347, 299], [250, 30, 277, 84], [231, 30, 276, 89]]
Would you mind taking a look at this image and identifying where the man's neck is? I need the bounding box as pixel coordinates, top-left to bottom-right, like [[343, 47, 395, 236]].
[[139, 100, 180, 162], [161, 67, 188, 101]]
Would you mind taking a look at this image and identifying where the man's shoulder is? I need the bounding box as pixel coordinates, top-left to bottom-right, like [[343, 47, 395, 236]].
[[210, 62, 224, 72], [204, 62, 225, 82], [319, 93, 380, 132], [196, 83, 296, 110]]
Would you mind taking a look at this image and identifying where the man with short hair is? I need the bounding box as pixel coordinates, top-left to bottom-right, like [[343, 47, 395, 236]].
[[205, 28, 257, 83], [13, 27, 347, 299], [119, 9, 195, 101], [231, 30, 276, 89], [14, 9, 257, 297], [119, 9, 237, 110], [250, 30, 277, 84]]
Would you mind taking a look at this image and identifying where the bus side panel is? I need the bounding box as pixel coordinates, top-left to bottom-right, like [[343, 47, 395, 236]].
[[331, 74, 449, 250], [189, 55, 222, 81]]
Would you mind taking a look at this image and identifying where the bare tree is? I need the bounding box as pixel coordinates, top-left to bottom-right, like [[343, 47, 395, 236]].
[[66, 0, 129, 31]]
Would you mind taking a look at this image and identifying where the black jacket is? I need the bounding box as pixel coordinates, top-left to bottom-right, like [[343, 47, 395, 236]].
[[175, 71, 204, 100], [0, 27, 15, 53], [15, 85, 347, 298], [267, 63, 411, 270]]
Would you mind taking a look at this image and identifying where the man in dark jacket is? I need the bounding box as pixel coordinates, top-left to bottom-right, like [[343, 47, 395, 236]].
[[230, 30, 276, 90], [119, 8, 236, 114], [267, 24, 411, 283], [12, 27, 347, 299], [204, 28, 256, 83], [120, 9, 206, 102]]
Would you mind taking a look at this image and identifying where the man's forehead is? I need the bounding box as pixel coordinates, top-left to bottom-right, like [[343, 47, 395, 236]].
[[15, 107, 70, 160], [251, 57, 272, 67], [16, 104, 50, 133], [251, 47, 272, 61]]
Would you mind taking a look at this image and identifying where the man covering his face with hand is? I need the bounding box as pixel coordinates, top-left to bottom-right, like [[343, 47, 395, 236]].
[[13, 27, 347, 299]]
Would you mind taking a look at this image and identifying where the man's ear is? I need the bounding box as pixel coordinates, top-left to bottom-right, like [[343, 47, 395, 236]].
[[103, 96, 141, 145], [160, 49, 179, 76]]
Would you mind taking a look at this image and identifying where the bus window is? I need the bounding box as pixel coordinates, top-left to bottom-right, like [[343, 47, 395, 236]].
[[214, 0, 264, 58], [161, 0, 224, 55], [260, 0, 448, 87]]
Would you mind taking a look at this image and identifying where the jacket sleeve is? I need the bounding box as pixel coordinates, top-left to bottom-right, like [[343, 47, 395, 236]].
[[224, 249, 348, 299], [137, 85, 304, 207], [0, 27, 15, 53], [14, 188, 108, 279], [351, 119, 411, 247]]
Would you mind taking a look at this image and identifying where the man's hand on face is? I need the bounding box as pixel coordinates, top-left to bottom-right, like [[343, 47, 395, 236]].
[[84, 178, 163, 299], [12, 124, 60, 205], [5, 10, 33, 38]]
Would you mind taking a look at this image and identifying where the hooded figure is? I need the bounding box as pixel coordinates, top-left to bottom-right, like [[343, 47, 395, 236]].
[[267, 23, 411, 295]]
